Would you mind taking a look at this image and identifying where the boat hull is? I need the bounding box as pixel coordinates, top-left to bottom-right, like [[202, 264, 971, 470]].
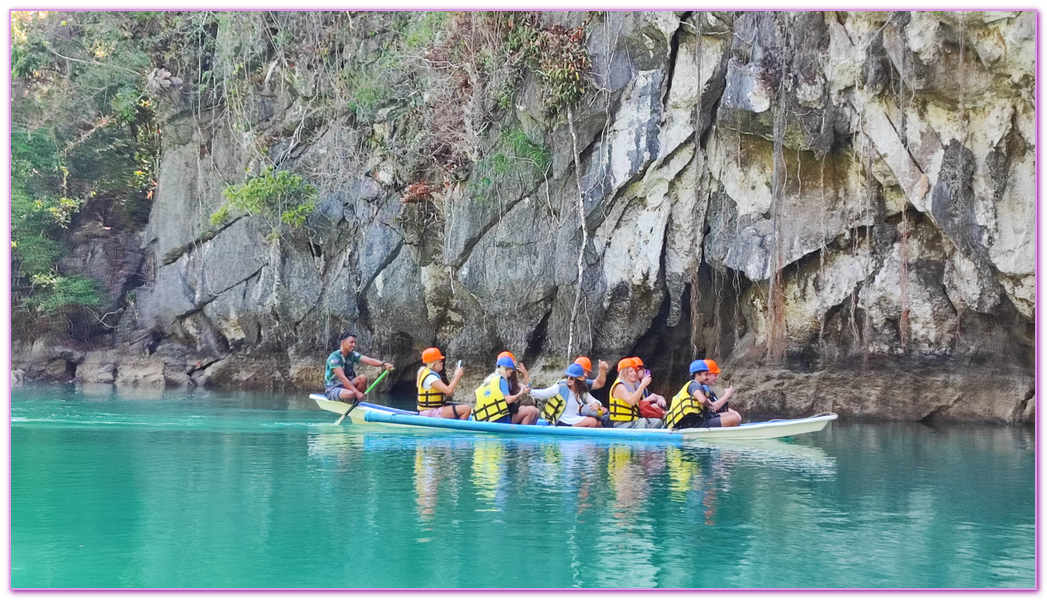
[[311, 395, 415, 427], [310, 394, 837, 441]]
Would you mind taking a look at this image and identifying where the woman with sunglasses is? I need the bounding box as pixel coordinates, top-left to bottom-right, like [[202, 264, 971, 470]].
[[531, 363, 605, 427]]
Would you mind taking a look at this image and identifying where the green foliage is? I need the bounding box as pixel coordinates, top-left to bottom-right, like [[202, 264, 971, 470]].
[[9, 10, 593, 332], [10, 11, 170, 331], [525, 25, 593, 113], [497, 13, 593, 115], [211, 167, 319, 235], [11, 132, 83, 275], [12, 233, 62, 275], [342, 69, 391, 122], [22, 274, 106, 317], [504, 128, 552, 172], [471, 127, 551, 195], [403, 11, 448, 51]]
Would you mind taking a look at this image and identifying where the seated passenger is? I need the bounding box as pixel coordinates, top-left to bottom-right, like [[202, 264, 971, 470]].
[[664, 360, 742, 430], [574, 356, 609, 391], [325, 331, 394, 402], [703, 359, 739, 421], [607, 358, 664, 429], [498, 350, 531, 422], [416, 347, 470, 419], [474, 356, 540, 424], [532, 363, 605, 428], [630, 357, 667, 410]]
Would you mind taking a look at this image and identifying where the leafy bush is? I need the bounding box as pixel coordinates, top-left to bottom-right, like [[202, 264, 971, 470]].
[[471, 127, 551, 194], [504, 128, 552, 172], [501, 13, 593, 115], [12, 233, 62, 276], [211, 167, 319, 236], [11, 11, 167, 333], [22, 274, 105, 316]]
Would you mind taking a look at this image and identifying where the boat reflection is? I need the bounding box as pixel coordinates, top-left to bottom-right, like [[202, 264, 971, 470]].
[[685, 438, 836, 478]]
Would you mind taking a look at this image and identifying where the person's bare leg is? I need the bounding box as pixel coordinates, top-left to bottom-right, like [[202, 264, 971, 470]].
[[721, 411, 741, 427], [352, 375, 368, 394], [513, 406, 539, 425]]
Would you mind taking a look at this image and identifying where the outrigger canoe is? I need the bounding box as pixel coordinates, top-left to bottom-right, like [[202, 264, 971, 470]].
[[310, 394, 837, 442]]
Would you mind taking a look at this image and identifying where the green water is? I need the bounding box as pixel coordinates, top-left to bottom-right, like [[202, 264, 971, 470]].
[[11, 384, 1035, 589]]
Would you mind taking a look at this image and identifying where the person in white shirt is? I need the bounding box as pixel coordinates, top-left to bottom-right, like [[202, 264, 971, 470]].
[[531, 363, 605, 427]]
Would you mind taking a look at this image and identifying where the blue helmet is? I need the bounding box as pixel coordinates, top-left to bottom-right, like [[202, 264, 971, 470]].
[[496, 356, 516, 369], [689, 359, 709, 375], [564, 363, 586, 379]]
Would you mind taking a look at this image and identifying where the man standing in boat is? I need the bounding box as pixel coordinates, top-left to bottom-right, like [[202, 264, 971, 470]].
[[324, 331, 393, 402]]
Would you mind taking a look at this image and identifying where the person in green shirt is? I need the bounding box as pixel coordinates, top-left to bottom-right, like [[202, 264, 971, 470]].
[[324, 331, 393, 402]]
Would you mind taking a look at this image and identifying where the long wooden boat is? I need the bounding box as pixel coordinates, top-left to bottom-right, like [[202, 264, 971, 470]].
[[310, 394, 837, 442]]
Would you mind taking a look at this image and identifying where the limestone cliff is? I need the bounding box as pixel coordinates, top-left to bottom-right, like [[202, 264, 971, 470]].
[[15, 11, 1034, 423]]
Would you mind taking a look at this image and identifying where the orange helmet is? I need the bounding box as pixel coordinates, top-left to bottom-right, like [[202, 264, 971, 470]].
[[497, 351, 516, 362], [616, 358, 633, 372], [629, 357, 644, 369], [705, 359, 721, 374], [574, 357, 592, 372], [421, 347, 445, 363]]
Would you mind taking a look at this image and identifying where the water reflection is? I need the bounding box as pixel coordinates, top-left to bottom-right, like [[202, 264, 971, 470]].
[[597, 444, 660, 587], [411, 438, 467, 530], [12, 387, 1035, 588], [470, 438, 507, 515]]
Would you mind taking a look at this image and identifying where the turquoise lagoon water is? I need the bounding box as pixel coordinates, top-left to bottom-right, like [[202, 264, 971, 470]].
[[11, 384, 1036, 588]]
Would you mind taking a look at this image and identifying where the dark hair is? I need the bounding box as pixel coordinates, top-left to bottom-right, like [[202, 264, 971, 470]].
[[508, 369, 521, 394], [568, 376, 589, 397], [340, 331, 358, 342]]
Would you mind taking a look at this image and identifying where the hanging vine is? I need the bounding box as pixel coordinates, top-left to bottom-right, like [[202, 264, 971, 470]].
[[565, 105, 588, 360], [765, 12, 789, 364], [689, 12, 705, 360]]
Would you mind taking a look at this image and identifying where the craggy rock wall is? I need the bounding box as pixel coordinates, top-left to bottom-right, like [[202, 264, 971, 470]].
[[17, 11, 1034, 423]]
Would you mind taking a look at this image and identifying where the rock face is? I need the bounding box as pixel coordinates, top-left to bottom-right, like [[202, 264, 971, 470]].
[[14, 11, 1034, 423]]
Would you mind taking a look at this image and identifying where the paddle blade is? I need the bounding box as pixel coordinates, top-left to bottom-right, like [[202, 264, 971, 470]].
[[333, 399, 361, 426]]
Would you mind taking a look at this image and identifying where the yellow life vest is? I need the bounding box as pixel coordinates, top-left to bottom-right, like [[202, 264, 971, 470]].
[[416, 367, 445, 410], [665, 380, 706, 429], [473, 373, 511, 422], [608, 377, 641, 422], [540, 381, 573, 423]]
